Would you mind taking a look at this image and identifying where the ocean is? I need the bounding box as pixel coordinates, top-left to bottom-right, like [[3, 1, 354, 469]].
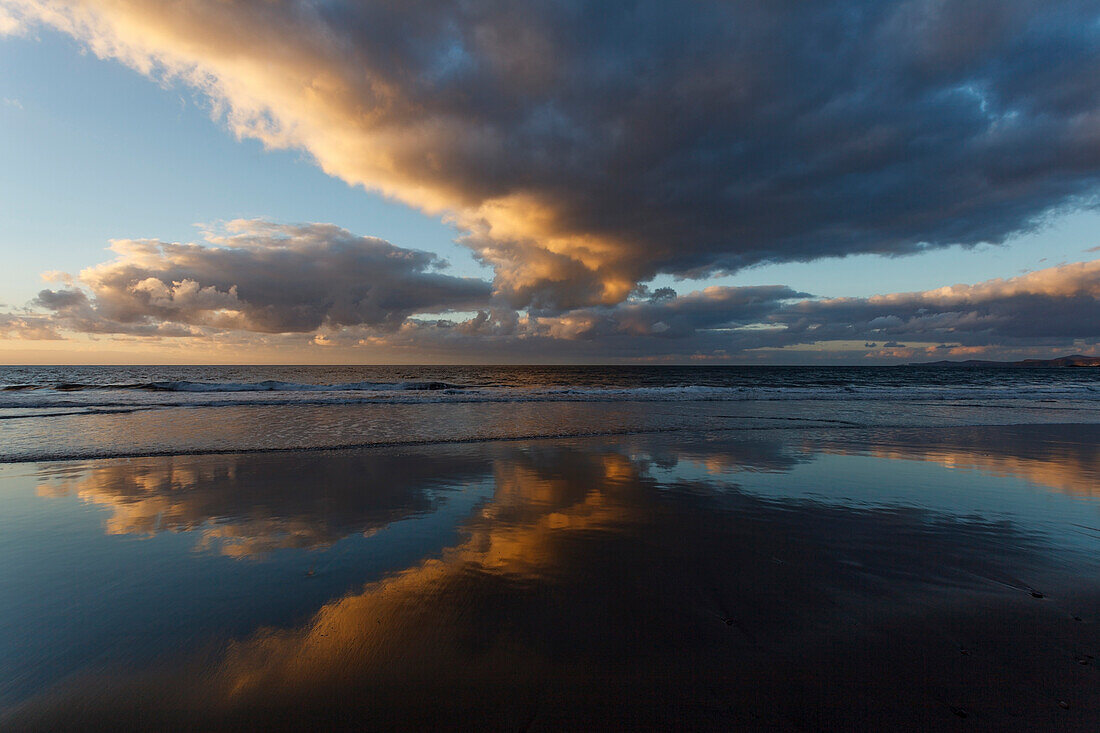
[[3, 364, 1100, 461]]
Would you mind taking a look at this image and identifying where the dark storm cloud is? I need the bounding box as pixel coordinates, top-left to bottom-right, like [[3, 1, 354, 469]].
[[32, 220, 492, 335], [9, 0, 1100, 308], [369, 258, 1100, 360], [532, 285, 810, 341]]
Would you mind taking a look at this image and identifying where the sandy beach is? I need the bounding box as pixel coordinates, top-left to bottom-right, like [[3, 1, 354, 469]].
[[4, 424, 1100, 730]]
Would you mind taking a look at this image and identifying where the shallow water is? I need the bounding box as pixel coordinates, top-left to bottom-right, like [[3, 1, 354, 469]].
[[3, 425, 1100, 729]]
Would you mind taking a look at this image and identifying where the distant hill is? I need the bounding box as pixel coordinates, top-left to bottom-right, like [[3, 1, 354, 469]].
[[913, 354, 1100, 368]]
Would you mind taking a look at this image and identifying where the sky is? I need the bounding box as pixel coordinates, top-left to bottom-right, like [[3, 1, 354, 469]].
[[1, 0, 1099, 364]]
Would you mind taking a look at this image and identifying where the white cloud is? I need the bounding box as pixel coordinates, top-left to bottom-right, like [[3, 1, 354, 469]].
[[0, 6, 23, 35]]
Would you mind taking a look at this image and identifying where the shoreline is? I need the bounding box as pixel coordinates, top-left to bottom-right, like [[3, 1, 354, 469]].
[[5, 397, 1100, 465]]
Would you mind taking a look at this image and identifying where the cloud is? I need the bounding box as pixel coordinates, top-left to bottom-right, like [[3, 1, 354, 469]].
[[10, 218, 1100, 362], [17, 226, 1100, 361], [32, 220, 492, 335], [9, 218, 813, 358], [0, 5, 23, 35], [521, 284, 809, 342], [360, 257, 1100, 360], [318, 284, 812, 361], [776, 259, 1100, 349], [7, 0, 1100, 309], [0, 313, 62, 340]]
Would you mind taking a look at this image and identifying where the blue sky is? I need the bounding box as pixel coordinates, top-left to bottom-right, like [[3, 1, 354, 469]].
[[0, 30, 477, 304], [2, 1, 1099, 363]]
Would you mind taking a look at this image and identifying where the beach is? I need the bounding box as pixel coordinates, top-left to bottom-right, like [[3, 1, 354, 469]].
[[6, 0, 1100, 727], [2, 367, 1100, 729]]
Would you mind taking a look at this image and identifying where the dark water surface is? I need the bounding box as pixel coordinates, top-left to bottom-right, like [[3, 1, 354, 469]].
[[3, 365, 1100, 461], [3, 424, 1100, 729]]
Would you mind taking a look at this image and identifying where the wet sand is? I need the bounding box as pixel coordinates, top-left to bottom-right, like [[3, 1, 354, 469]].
[[3, 425, 1100, 730]]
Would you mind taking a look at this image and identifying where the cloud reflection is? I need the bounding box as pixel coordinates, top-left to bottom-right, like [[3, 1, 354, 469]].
[[36, 449, 492, 556], [15, 428, 1100, 728], [817, 424, 1100, 499]]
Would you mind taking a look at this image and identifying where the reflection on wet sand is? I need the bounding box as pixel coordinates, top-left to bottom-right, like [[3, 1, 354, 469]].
[[10, 428, 1100, 729], [35, 451, 492, 556], [644, 433, 812, 476], [817, 424, 1100, 499]]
